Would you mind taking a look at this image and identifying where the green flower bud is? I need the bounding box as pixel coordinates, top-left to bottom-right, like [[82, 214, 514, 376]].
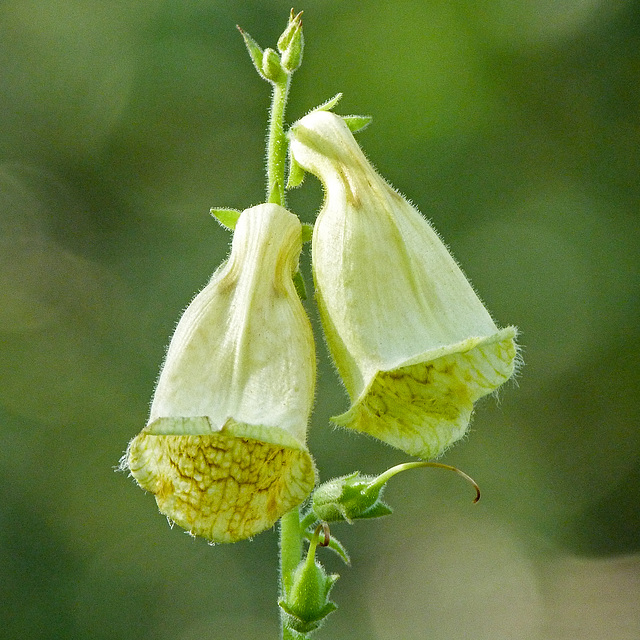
[[262, 48, 286, 83], [277, 9, 302, 53], [312, 471, 393, 523], [289, 111, 519, 460], [278, 9, 304, 73], [122, 204, 317, 543], [279, 527, 338, 634]]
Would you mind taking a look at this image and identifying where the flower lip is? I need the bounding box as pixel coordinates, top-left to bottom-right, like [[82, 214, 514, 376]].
[[125, 418, 317, 543]]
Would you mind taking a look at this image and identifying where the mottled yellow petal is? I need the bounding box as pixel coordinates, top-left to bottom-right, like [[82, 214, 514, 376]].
[[333, 331, 517, 458], [127, 418, 315, 543]]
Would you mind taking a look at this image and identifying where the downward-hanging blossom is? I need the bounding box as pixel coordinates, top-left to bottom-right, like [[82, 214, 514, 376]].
[[122, 203, 317, 543], [289, 110, 518, 460]]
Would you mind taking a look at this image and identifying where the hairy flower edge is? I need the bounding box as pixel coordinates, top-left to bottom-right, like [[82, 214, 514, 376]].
[[331, 328, 518, 459]]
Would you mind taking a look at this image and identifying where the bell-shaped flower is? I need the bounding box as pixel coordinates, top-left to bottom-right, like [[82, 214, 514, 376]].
[[122, 203, 317, 543], [289, 111, 518, 460]]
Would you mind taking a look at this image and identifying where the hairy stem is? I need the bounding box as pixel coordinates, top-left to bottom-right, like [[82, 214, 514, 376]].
[[267, 77, 291, 207], [279, 508, 305, 639]]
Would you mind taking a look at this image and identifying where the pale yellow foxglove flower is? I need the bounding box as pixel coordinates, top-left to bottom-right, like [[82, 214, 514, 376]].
[[289, 111, 518, 460], [122, 204, 317, 543]]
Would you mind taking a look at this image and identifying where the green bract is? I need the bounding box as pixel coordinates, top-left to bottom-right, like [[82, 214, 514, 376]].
[[289, 110, 518, 460], [122, 204, 317, 543]]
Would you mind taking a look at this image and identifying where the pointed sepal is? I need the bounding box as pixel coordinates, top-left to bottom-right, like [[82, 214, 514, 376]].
[[342, 114, 372, 133], [210, 207, 241, 230]]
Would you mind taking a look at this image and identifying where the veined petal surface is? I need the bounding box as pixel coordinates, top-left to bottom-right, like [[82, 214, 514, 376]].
[[290, 111, 517, 459], [123, 204, 317, 542]]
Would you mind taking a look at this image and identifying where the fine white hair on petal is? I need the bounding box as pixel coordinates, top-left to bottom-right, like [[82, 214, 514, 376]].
[[123, 203, 317, 542], [290, 110, 519, 460]]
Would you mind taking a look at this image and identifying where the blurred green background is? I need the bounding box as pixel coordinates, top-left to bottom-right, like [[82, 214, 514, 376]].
[[1, 1, 639, 638]]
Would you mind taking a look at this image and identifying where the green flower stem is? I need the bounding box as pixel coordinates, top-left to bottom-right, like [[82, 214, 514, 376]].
[[260, 25, 303, 640], [279, 508, 305, 639], [267, 77, 291, 207], [264, 61, 304, 640]]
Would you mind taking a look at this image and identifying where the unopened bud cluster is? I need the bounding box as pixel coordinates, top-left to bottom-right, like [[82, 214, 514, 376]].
[[239, 9, 303, 83]]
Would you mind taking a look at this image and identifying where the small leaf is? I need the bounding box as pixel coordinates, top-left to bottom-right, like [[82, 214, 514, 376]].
[[325, 535, 351, 565], [237, 27, 267, 80], [342, 115, 372, 133], [210, 207, 241, 230]]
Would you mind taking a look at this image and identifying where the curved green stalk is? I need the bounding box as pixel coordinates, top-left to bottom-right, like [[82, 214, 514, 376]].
[[367, 461, 481, 503]]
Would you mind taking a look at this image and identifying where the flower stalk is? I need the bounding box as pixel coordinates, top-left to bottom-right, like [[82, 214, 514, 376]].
[[280, 509, 303, 597], [267, 77, 291, 207]]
